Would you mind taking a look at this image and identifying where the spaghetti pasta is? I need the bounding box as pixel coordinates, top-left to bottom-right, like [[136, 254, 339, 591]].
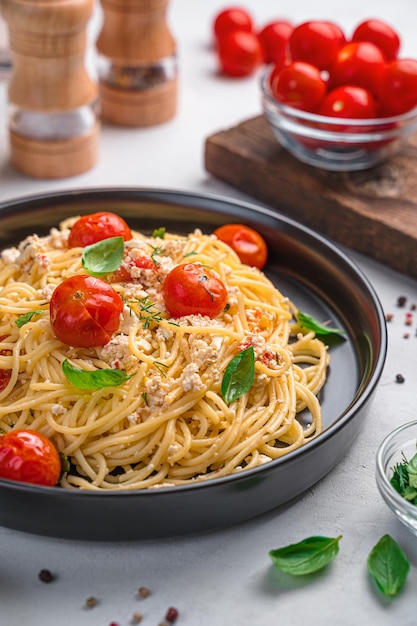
[[0, 217, 330, 490]]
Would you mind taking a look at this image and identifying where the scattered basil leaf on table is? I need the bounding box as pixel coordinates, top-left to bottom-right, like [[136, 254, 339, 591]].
[[81, 236, 124, 275], [221, 346, 255, 404], [15, 310, 46, 328], [62, 359, 133, 389], [297, 311, 346, 339], [367, 534, 410, 597], [269, 535, 342, 576]]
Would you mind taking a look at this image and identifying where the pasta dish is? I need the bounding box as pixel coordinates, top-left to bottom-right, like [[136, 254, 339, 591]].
[[0, 215, 330, 490]]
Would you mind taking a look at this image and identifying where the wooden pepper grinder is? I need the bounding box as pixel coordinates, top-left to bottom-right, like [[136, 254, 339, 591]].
[[96, 0, 178, 127], [0, 0, 99, 178]]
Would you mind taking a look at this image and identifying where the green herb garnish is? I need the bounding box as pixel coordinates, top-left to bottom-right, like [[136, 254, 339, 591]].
[[62, 359, 133, 389], [221, 346, 255, 404], [152, 227, 166, 239], [81, 236, 125, 275], [269, 535, 342, 576], [137, 296, 163, 329], [297, 311, 346, 339], [391, 449, 417, 504], [150, 244, 164, 267], [153, 361, 169, 377], [183, 251, 198, 258], [15, 310, 46, 328], [367, 534, 410, 597]]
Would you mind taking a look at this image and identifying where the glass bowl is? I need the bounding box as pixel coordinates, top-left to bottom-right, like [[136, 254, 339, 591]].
[[260, 67, 417, 172], [376, 420, 417, 536]]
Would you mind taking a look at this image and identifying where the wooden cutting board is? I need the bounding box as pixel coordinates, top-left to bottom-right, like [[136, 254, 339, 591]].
[[204, 114, 417, 280]]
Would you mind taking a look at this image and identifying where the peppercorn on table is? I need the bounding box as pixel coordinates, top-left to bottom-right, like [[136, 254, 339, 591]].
[[1, 1, 417, 625]]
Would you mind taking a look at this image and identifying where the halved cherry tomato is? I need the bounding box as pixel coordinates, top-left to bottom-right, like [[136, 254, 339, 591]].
[[270, 61, 327, 111], [213, 7, 254, 41], [217, 30, 263, 77], [0, 429, 61, 486], [288, 20, 346, 70], [50, 275, 124, 347], [0, 335, 12, 392], [329, 41, 385, 98], [377, 58, 417, 116], [257, 20, 293, 65], [0, 369, 12, 392], [68, 212, 132, 248], [213, 224, 268, 269], [163, 264, 228, 319], [317, 85, 377, 119], [108, 256, 157, 283], [352, 19, 400, 62]]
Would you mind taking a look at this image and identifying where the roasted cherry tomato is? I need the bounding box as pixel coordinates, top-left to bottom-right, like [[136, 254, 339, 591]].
[[317, 85, 377, 119], [68, 212, 132, 248], [217, 30, 263, 77], [214, 224, 268, 269], [271, 61, 327, 111], [163, 264, 228, 319], [378, 58, 417, 116], [352, 19, 400, 62], [288, 20, 346, 70], [257, 20, 293, 64], [329, 41, 385, 98], [50, 275, 124, 347], [0, 429, 61, 486], [213, 7, 254, 40]]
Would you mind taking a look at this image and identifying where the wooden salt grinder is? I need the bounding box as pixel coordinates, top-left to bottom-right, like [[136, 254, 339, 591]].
[[96, 0, 178, 127], [0, 0, 99, 178]]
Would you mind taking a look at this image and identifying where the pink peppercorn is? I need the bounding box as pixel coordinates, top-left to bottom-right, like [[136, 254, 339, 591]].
[[165, 607, 179, 622]]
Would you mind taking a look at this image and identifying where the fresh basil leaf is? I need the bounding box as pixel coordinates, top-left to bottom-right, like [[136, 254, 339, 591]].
[[81, 236, 124, 275], [297, 311, 346, 339], [152, 227, 166, 239], [221, 346, 255, 404], [367, 534, 410, 597], [62, 359, 133, 389], [15, 310, 46, 328], [269, 535, 342, 576]]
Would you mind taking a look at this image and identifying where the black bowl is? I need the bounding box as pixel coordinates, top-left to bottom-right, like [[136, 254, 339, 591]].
[[0, 188, 387, 540]]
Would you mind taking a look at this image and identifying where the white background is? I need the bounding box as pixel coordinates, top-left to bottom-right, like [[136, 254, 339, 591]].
[[1, 1, 417, 625]]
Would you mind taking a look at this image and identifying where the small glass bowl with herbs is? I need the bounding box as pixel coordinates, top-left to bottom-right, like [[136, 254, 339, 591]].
[[376, 420, 417, 535]]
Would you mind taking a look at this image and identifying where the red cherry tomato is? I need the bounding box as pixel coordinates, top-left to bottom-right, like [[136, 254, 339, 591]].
[[317, 85, 377, 119], [0, 429, 61, 486], [329, 41, 385, 97], [378, 58, 417, 116], [50, 275, 124, 347], [68, 212, 132, 248], [288, 20, 346, 70], [257, 20, 293, 64], [271, 61, 327, 111], [213, 7, 254, 40], [213, 224, 268, 269], [217, 30, 263, 77], [163, 264, 228, 319], [352, 19, 400, 62]]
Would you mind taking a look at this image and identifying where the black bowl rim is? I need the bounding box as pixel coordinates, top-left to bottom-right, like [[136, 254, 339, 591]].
[[0, 186, 387, 500]]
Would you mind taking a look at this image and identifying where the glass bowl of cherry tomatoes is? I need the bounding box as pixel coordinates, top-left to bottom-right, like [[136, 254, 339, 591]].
[[260, 19, 417, 171], [376, 420, 417, 536]]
